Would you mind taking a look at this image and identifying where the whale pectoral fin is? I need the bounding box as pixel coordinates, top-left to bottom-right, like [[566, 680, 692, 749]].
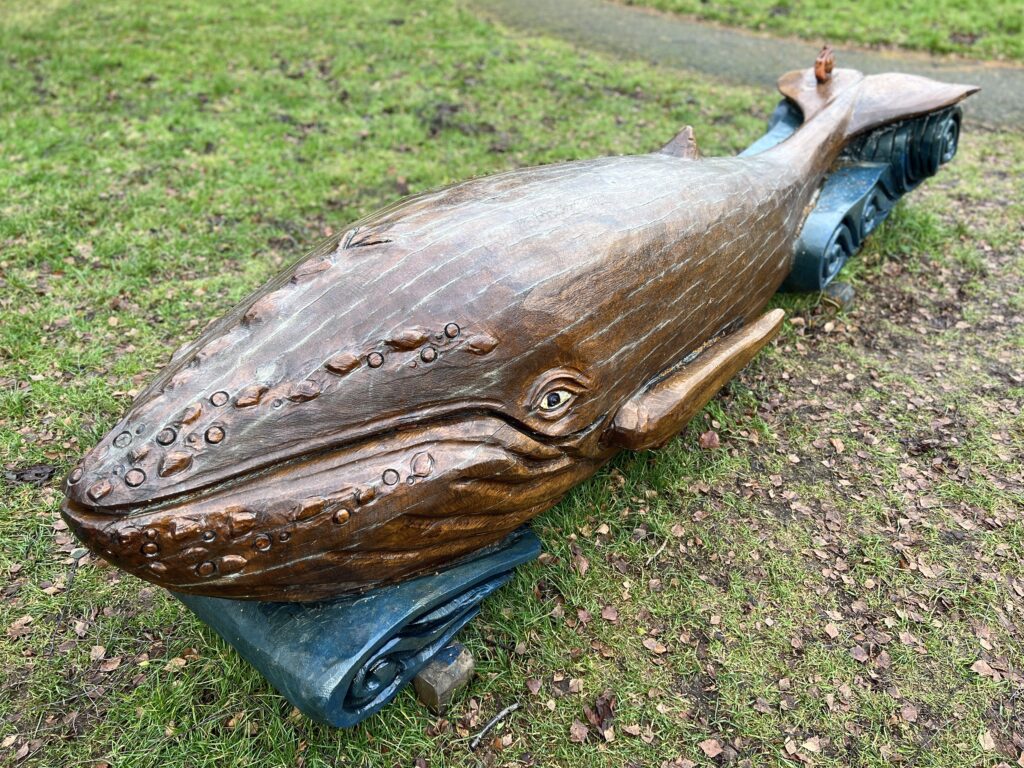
[[657, 125, 700, 159], [608, 309, 785, 451]]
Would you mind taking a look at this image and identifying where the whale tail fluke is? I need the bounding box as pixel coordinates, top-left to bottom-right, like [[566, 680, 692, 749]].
[[777, 51, 979, 147]]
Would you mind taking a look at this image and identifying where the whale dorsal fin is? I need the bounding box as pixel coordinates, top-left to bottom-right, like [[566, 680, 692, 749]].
[[658, 125, 701, 159], [607, 309, 785, 451]]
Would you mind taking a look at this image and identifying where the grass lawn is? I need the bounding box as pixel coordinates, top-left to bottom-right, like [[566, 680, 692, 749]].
[[622, 0, 1024, 61], [1, 0, 1022, 766]]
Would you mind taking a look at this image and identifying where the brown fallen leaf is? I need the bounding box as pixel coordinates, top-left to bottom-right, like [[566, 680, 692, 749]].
[[849, 644, 869, 663], [89, 645, 106, 662], [571, 547, 590, 577], [569, 719, 589, 744], [898, 630, 919, 646], [698, 430, 720, 450], [824, 623, 840, 639], [979, 729, 995, 751], [971, 659, 999, 680], [699, 738, 723, 758], [901, 704, 919, 722], [525, 678, 542, 696], [642, 637, 668, 655], [584, 689, 616, 742], [600, 605, 619, 624], [7, 615, 33, 639], [98, 657, 122, 673]]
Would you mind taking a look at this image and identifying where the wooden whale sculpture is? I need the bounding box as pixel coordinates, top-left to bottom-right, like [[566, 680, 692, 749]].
[[62, 56, 977, 601]]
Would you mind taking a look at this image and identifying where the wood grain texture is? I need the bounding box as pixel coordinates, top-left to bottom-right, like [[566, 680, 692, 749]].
[[61, 63, 977, 601]]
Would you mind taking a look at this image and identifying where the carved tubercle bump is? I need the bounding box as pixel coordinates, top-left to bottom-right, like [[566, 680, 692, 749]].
[[462, 333, 498, 355], [386, 327, 430, 351], [287, 380, 321, 402], [124, 468, 146, 487], [87, 480, 111, 501], [325, 352, 360, 375], [234, 385, 267, 408], [159, 451, 193, 478]]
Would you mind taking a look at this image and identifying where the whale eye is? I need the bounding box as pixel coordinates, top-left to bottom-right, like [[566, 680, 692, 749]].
[[538, 388, 574, 412]]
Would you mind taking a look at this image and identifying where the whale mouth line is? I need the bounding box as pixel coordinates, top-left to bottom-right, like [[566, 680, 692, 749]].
[[66, 405, 588, 521]]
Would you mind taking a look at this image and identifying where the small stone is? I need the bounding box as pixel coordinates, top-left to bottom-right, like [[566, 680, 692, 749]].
[[824, 281, 856, 311], [413, 644, 474, 713]]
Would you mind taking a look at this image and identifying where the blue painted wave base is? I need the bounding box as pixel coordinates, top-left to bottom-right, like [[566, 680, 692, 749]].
[[176, 527, 540, 728], [744, 100, 962, 292]]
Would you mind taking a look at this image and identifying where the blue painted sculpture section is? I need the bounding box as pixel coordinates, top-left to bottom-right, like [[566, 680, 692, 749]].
[[745, 100, 962, 291], [177, 528, 540, 728]]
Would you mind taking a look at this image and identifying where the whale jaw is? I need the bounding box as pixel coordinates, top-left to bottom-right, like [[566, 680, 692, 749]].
[[61, 415, 602, 601]]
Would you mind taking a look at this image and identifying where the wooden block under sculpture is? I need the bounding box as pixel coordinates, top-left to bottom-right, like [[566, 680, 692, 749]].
[[62, 54, 977, 602]]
